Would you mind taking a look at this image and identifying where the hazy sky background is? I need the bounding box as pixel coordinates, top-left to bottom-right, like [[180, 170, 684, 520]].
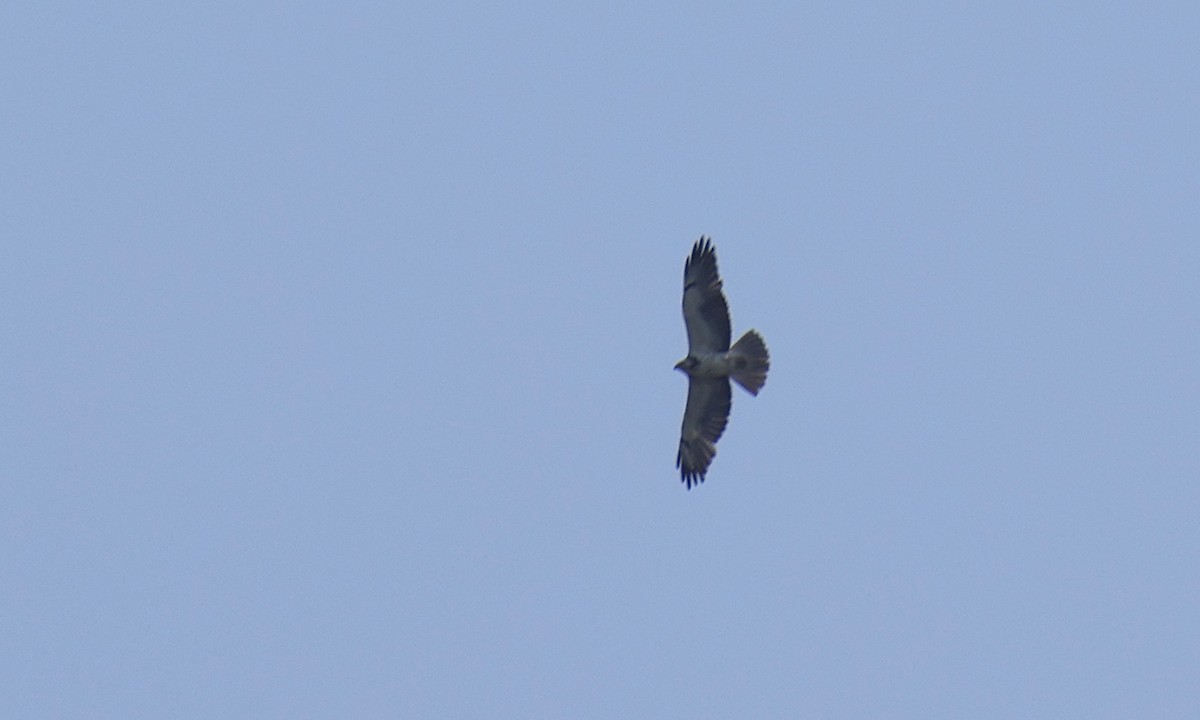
[[3, 3, 1198, 718]]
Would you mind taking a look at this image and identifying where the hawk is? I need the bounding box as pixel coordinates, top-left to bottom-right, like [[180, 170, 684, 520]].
[[674, 237, 769, 488]]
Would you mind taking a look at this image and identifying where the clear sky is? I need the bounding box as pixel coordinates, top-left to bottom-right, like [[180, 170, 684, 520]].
[[3, 3, 1198, 718]]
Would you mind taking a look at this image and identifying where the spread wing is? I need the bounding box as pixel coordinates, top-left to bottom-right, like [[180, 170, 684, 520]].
[[682, 237, 731, 353], [676, 377, 732, 489]]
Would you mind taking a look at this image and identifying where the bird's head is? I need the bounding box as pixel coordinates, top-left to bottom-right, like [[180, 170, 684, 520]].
[[674, 356, 698, 374]]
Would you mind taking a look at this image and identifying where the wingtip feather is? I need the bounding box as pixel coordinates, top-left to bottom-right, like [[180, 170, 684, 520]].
[[677, 437, 716, 489]]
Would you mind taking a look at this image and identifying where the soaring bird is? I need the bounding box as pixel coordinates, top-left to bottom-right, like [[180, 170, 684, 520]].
[[674, 237, 769, 488]]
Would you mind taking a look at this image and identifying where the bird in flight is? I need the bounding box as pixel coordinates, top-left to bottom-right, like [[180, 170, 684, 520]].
[[674, 237, 769, 489]]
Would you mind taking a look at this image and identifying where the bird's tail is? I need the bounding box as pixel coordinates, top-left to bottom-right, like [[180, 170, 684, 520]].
[[729, 330, 770, 395]]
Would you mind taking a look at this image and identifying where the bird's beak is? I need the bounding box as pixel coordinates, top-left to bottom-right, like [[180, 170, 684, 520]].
[[674, 360, 685, 372]]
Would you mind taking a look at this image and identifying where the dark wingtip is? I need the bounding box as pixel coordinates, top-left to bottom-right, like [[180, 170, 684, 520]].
[[677, 443, 707, 489], [681, 469, 706, 489], [685, 236, 719, 282]]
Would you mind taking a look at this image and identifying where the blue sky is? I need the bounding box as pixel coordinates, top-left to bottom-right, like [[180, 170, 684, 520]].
[[3, 2, 1198, 717]]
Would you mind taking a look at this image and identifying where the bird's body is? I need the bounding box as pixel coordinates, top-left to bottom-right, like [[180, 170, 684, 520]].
[[674, 237, 769, 488], [677, 352, 733, 377], [676, 347, 763, 382]]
